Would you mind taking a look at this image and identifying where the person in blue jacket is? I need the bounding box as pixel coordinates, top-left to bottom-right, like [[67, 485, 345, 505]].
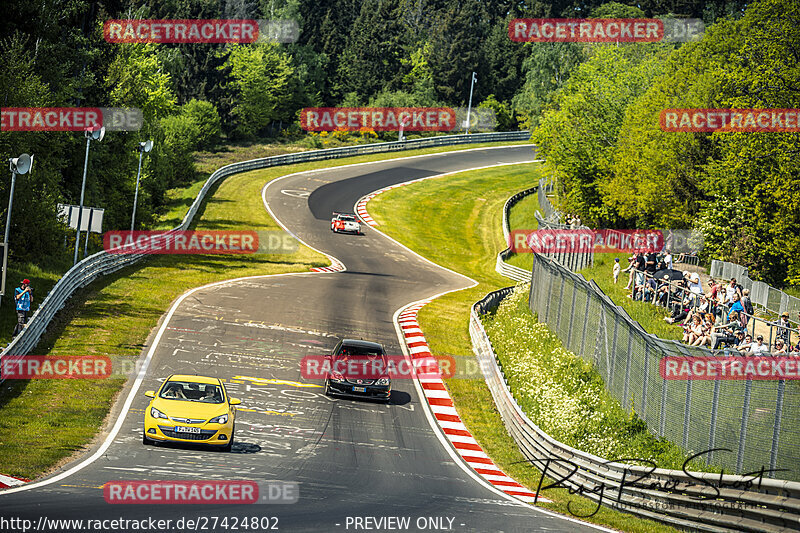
[[13, 278, 33, 337]]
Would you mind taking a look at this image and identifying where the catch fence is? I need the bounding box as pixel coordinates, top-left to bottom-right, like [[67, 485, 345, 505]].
[[533, 178, 593, 271], [529, 252, 799, 482]]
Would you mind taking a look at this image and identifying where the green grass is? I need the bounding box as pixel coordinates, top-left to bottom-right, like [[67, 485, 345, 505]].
[[369, 163, 679, 533], [0, 141, 530, 480]]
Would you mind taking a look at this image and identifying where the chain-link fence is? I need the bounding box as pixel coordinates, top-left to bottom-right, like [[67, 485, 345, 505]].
[[533, 178, 594, 271], [529, 252, 799, 481], [711, 259, 800, 321]]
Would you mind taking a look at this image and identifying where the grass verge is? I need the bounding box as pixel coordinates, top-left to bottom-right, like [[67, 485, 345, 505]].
[[369, 163, 679, 532], [0, 141, 529, 479]]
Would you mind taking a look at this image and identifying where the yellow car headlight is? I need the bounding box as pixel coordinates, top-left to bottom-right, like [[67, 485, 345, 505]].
[[150, 407, 168, 419], [209, 413, 229, 424]]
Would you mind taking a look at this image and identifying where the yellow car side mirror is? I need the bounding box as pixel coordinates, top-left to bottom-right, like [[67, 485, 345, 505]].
[[144, 390, 155, 398], [229, 398, 241, 406]]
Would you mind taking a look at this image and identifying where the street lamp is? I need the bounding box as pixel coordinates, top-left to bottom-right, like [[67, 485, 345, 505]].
[[74, 126, 104, 265], [1, 153, 33, 306], [465, 71, 477, 134], [130, 140, 153, 232]]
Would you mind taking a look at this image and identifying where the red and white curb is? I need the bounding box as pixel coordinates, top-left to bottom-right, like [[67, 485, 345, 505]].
[[0, 473, 29, 489], [310, 255, 345, 273], [397, 303, 550, 504]]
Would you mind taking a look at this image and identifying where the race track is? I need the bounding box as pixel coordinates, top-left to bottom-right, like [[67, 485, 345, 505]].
[[0, 145, 602, 532]]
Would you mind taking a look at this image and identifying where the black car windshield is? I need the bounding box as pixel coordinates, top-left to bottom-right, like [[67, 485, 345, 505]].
[[159, 381, 224, 403], [338, 346, 382, 356], [340, 215, 357, 221]]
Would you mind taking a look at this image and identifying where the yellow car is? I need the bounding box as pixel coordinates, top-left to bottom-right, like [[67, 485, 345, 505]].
[[143, 374, 241, 451]]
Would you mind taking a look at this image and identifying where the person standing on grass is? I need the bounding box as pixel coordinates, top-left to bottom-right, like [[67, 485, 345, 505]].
[[613, 258, 621, 284], [13, 279, 33, 337]]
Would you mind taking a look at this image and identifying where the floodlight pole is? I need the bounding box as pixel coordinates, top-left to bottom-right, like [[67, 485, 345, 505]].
[[73, 135, 92, 265], [465, 71, 477, 134], [130, 142, 152, 231], [0, 166, 18, 307]]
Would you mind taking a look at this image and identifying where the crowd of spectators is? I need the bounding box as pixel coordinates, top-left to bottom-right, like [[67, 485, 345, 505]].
[[615, 249, 799, 355]]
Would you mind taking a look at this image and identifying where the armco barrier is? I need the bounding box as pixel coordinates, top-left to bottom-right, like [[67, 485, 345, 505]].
[[470, 288, 800, 532], [0, 131, 531, 383], [495, 185, 537, 283]]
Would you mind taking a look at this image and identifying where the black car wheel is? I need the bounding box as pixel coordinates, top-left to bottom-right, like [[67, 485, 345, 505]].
[[142, 431, 153, 445]]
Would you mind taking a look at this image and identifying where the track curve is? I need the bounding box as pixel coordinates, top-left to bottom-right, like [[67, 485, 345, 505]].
[[0, 146, 603, 532]]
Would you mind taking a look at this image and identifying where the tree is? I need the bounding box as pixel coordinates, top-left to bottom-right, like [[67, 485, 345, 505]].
[[219, 42, 294, 138], [532, 44, 672, 226]]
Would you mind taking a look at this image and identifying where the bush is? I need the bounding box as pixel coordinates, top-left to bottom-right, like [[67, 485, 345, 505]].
[[181, 99, 221, 150]]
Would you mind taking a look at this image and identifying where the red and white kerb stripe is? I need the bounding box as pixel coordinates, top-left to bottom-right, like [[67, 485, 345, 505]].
[[0, 472, 29, 489], [398, 303, 550, 504], [310, 255, 345, 273]]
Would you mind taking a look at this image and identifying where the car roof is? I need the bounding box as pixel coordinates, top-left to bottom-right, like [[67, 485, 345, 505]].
[[340, 339, 384, 350], [167, 374, 221, 385]]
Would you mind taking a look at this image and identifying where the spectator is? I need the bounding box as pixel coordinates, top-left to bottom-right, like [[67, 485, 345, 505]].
[[655, 275, 672, 307], [775, 312, 791, 345], [696, 295, 710, 315], [706, 279, 723, 317], [622, 252, 636, 289], [664, 250, 673, 270], [683, 313, 704, 344], [773, 339, 787, 355], [613, 258, 621, 284], [693, 313, 715, 347], [747, 335, 770, 356], [645, 250, 658, 276], [710, 311, 745, 349], [13, 278, 33, 337], [740, 289, 754, 326], [728, 294, 745, 321], [735, 332, 751, 354], [725, 278, 742, 304], [664, 293, 693, 324], [634, 251, 646, 287]]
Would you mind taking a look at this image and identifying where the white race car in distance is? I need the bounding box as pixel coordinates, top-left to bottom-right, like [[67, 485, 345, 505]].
[[331, 212, 362, 234]]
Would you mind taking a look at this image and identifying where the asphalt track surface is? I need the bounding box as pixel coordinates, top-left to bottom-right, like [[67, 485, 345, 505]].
[[0, 146, 602, 533]]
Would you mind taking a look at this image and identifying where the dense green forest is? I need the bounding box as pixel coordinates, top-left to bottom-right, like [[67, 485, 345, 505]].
[[5, 0, 797, 289]]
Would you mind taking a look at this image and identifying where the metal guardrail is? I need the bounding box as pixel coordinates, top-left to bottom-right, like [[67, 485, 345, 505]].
[[711, 259, 800, 320], [470, 288, 800, 532], [0, 131, 532, 382], [496, 186, 537, 283]]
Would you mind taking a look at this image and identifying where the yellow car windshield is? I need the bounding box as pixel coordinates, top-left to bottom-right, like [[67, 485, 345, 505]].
[[159, 381, 224, 403]]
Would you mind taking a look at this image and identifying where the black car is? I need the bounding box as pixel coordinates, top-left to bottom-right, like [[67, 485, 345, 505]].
[[324, 339, 391, 401]]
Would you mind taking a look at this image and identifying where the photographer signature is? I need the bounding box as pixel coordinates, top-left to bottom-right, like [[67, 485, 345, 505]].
[[520, 448, 788, 518]]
